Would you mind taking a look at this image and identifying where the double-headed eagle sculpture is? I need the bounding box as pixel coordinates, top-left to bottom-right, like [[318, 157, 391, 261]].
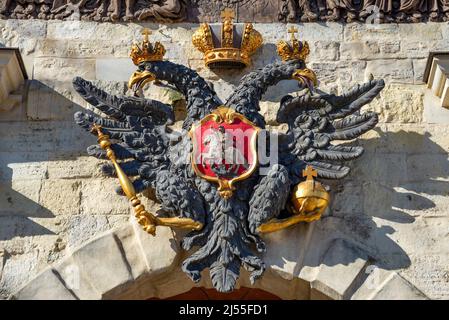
[[73, 18, 384, 292]]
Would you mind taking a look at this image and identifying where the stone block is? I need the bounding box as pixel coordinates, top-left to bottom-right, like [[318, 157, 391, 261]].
[[399, 253, 449, 299], [362, 84, 424, 123], [344, 24, 400, 42], [360, 124, 449, 155], [37, 39, 120, 58], [14, 268, 76, 300], [46, 21, 98, 40], [80, 179, 130, 215], [7, 162, 47, 181], [259, 101, 280, 125], [65, 214, 129, 249], [96, 59, 136, 82], [336, 60, 367, 87], [39, 179, 81, 215], [351, 152, 408, 184], [0, 249, 6, 282], [33, 57, 95, 82], [131, 219, 180, 277], [442, 23, 449, 39], [297, 23, 343, 42], [406, 154, 449, 182], [0, 180, 42, 217], [53, 256, 101, 300], [371, 273, 428, 299], [94, 22, 142, 42], [401, 41, 434, 59], [365, 59, 414, 84], [71, 232, 133, 297], [351, 267, 395, 300], [340, 41, 380, 60], [311, 239, 369, 300], [330, 182, 364, 217], [152, 269, 194, 299], [397, 23, 443, 41], [389, 216, 449, 254], [413, 59, 427, 84], [362, 182, 413, 222], [308, 62, 338, 89], [26, 80, 76, 121], [423, 89, 449, 124], [311, 41, 340, 61], [5, 20, 47, 39], [47, 157, 103, 179], [112, 223, 147, 280]]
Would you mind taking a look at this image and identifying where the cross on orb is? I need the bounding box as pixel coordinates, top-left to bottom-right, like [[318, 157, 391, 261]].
[[303, 165, 317, 181]]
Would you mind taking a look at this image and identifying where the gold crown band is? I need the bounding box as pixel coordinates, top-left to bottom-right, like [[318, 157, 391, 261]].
[[192, 9, 262, 68], [130, 28, 166, 65], [276, 26, 310, 62]]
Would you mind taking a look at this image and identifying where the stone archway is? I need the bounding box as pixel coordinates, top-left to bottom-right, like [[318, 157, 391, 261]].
[[12, 220, 428, 300]]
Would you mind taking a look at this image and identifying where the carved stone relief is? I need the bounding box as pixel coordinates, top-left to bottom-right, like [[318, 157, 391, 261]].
[[0, 0, 187, 22], [1, 0, 448, 22], [278, 0, 449, 22]]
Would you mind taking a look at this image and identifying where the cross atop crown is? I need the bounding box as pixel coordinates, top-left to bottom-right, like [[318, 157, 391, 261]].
[[141, 28, 152, 43], [288, 26, 298, 41], [221, 8, 235, 21], [303, 165, 317, 181]]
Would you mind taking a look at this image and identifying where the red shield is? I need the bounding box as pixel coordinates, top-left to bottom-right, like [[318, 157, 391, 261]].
[[190, 107, 260, 199]]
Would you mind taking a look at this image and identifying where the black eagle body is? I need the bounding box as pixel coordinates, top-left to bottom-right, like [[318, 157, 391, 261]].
[[73, 59, 384, 292]]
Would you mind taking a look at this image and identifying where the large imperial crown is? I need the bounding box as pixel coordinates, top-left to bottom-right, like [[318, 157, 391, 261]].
[[130, 29, 166, 65], [192, 8, 263, 69], [277, 26, 310, 62]]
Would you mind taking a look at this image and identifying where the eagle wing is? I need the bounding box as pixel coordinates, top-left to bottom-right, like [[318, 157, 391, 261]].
[[247, 79, 384, 233], [73, 76, 175, 193], [278, 79, 385, 184]]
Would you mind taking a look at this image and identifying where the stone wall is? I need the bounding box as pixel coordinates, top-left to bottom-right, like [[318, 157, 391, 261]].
[[0, 19, 449, 299]]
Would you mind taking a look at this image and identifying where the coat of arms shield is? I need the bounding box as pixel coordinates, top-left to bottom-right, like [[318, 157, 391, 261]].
[[189, 107, 260, 198]]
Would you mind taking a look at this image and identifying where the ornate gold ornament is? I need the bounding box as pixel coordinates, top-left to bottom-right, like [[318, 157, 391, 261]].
[[257, 165, 330, 233], [130, 28, 165, 65], [128, 29, 162, 92], [292, 68, 318, 87], [277, 26, 317, 89], [91, 124, 203, 236], [189, 106, 260, 199], [277, 26, 310, 62], [192, 8, 263, 69], [73, 22, 385, 291]]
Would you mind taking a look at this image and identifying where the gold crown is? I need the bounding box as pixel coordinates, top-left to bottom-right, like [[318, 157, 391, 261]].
[[290, 166, 329, 222], [277, 26, 310, 62], [192, 8, 263, 69], [130, 29, 166, 65]]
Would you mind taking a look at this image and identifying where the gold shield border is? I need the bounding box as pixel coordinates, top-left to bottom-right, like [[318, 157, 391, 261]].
[[189, 106, 260, 199]]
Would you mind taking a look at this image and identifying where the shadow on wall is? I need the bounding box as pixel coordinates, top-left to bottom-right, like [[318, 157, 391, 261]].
[[0, 80, 97, 241], [323, 128, 449, 271]]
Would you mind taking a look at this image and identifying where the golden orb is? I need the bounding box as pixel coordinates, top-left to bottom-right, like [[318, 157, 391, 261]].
[[290, 166, 330, 222]]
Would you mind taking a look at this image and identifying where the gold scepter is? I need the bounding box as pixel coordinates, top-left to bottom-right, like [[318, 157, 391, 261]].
[[91, 124, 203, 236]]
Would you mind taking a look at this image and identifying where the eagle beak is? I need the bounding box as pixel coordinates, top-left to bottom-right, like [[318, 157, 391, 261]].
[[128, 70, 156, 92], [292, 68, 318, 91]]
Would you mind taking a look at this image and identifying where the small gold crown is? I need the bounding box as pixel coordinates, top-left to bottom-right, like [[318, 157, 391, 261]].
[[277, 26, 310, 62], [130, 29, 166, 65], [192, 8, 263, 69]]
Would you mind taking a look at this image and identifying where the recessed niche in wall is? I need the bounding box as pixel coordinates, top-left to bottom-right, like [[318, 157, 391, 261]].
[[0, 48, 28, 112], [423, 52, 449, 124]]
